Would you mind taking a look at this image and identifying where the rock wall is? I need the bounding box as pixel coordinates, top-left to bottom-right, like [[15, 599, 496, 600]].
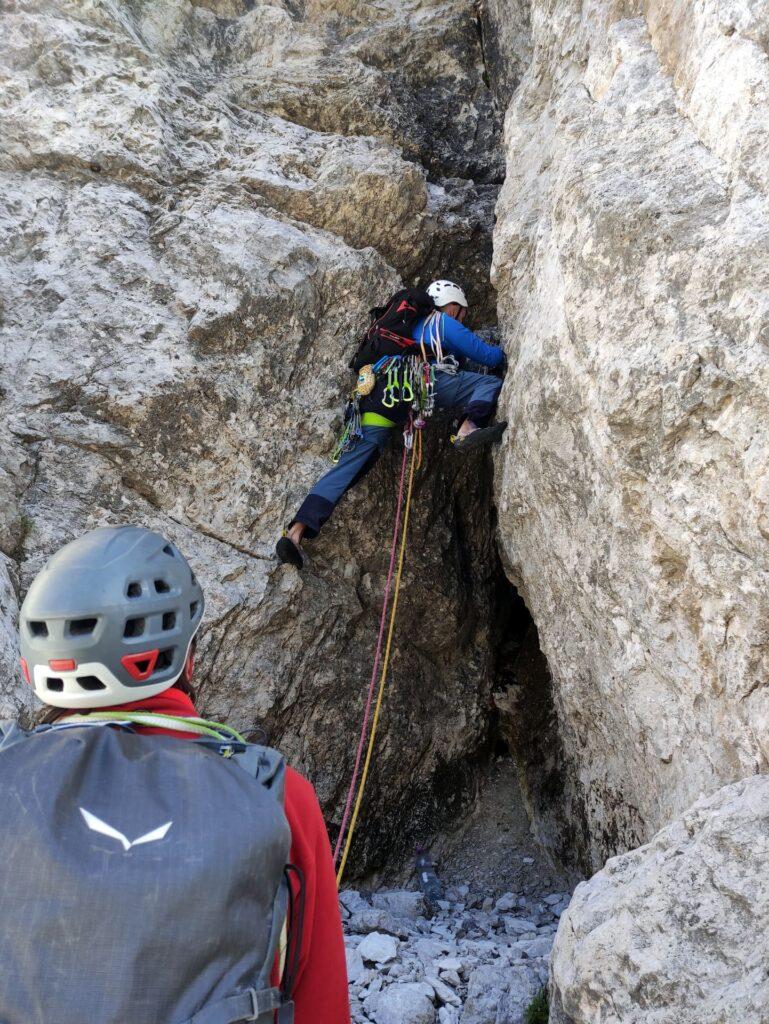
[[0, 0, 526, 876], [5, 0, 765, 900], [492, 0, 769, 872]]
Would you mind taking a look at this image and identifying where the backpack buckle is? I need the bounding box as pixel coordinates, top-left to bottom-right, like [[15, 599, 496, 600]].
[[246, 988, 260, 1020], [244, 988, 285, 1022]]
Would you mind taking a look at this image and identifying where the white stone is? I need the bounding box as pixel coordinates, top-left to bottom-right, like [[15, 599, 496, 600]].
[[425, 975, 462, 1007], [502, 918, 537, 936], [372, 890, 426, 921], [358, 932, 399, 966], [518, 934, 554, 960]]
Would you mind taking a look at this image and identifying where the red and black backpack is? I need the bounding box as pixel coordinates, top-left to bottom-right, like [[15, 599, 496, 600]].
[[349, 287, 435, 370]]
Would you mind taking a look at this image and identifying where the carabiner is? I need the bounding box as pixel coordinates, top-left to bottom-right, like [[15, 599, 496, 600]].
[[382, 364, 400, 408], [401, 368, 414, 404]]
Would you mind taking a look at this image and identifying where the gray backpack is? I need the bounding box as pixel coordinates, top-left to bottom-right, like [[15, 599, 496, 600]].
[[0, 714, 297, 1024]]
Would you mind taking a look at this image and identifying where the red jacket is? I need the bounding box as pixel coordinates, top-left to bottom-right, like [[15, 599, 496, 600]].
[[67, 688, 350, 1024]]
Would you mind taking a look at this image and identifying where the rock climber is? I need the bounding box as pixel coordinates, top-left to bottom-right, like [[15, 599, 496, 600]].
[[277, 279, 506, 568], [8, 525, 350, 1024]]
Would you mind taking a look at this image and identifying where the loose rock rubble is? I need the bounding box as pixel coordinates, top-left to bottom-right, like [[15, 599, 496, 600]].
[[341, 884, 571, 1023]]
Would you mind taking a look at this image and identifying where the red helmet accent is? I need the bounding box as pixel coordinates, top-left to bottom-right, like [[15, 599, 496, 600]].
[[20, 658, 31, 685], [121, 649, 160, 681], [49, 659, 76, 672]]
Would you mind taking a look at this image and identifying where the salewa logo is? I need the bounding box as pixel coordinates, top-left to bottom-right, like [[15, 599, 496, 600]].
[[79, 808, 173, 851]]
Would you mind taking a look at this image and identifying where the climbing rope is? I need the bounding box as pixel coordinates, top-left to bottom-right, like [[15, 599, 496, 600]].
[[332, 440, 409, 868], [335, 419, 420, 885]]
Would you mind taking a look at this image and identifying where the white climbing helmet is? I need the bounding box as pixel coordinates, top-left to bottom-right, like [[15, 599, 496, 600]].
[[427, 280, 468, 309]]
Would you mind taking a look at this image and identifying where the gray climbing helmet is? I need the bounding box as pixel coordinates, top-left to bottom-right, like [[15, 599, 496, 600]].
[[19, 526, 205, 709]]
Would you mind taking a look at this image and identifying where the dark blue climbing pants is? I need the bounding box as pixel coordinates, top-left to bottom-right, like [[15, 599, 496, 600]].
[[291, 369, 502, 538]]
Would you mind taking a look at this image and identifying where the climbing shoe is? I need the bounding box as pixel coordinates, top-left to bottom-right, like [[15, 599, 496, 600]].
[[451, 421, 507, 453], [276, 535, 304, 569]]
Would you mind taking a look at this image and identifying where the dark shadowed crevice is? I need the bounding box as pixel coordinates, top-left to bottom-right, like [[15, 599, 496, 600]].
[[489, 567, 591, 878]]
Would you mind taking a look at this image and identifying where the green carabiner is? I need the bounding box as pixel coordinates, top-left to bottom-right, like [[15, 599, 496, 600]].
[[382, 364, 400, 408]]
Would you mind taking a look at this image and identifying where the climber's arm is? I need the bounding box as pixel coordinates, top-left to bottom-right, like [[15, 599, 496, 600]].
[[439, 314, 504, 368]]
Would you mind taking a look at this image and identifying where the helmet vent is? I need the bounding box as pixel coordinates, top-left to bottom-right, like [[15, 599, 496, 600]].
[[68, 617, 97, 637], [155, 648, 174, 671], [29, 621, 49, 638], [163, 545, 174, 556], [124, 617, 145, 638], [190, 571, 197, 586], [162, 611, 176, 631], [190, 600, 199, 619], [76, 675, 106, 691], [46, 678, 64, 692], [154, 579, 170, 594], [127, 582, 142, 598]]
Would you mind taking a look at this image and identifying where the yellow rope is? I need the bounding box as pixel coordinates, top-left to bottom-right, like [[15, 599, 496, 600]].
[[336, 438, 419, 886]]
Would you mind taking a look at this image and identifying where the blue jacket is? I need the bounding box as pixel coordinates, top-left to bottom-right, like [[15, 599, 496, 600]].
[[411, 313, 504, 368]]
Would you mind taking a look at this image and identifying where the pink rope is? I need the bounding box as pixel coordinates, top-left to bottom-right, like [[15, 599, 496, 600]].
[[333, 442, 410, 866]]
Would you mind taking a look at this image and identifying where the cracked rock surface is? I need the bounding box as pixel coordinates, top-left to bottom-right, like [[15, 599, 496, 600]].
[[0, 0, 520, 875], [492, 0, 769, 872]]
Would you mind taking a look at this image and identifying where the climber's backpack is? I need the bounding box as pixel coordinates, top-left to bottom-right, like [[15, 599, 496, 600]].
[[0, 716, 299, 1024], [349, 286, 435, 371]]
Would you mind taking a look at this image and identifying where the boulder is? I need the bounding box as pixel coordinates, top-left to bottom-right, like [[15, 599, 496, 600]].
[[0, 0, 513, 880], [550, 776, 769, 1023]]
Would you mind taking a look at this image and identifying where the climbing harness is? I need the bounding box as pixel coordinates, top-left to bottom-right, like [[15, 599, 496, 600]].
[[333, 414, 422, 885], [331, 354, 436, 463]]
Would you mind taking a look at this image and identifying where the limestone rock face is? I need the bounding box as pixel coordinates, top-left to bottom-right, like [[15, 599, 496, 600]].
[[549, 775, 769, 1024], [492, 0, 769, 871], [0, 0, 512, 875]]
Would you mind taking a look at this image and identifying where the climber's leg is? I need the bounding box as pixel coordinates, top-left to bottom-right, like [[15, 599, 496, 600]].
[[433, 370, 502, 425], [432, 370, 506, 449], [280, 426, 394, 562]]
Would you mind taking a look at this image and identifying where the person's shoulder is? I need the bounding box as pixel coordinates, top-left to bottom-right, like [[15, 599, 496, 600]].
[[285, 765, 322, 812], [440, 312, 462, 333]]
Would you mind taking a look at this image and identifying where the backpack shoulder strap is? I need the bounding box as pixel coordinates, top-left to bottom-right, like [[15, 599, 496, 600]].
[[64, 711, 246, 742], [0, 720, 31, 751]]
